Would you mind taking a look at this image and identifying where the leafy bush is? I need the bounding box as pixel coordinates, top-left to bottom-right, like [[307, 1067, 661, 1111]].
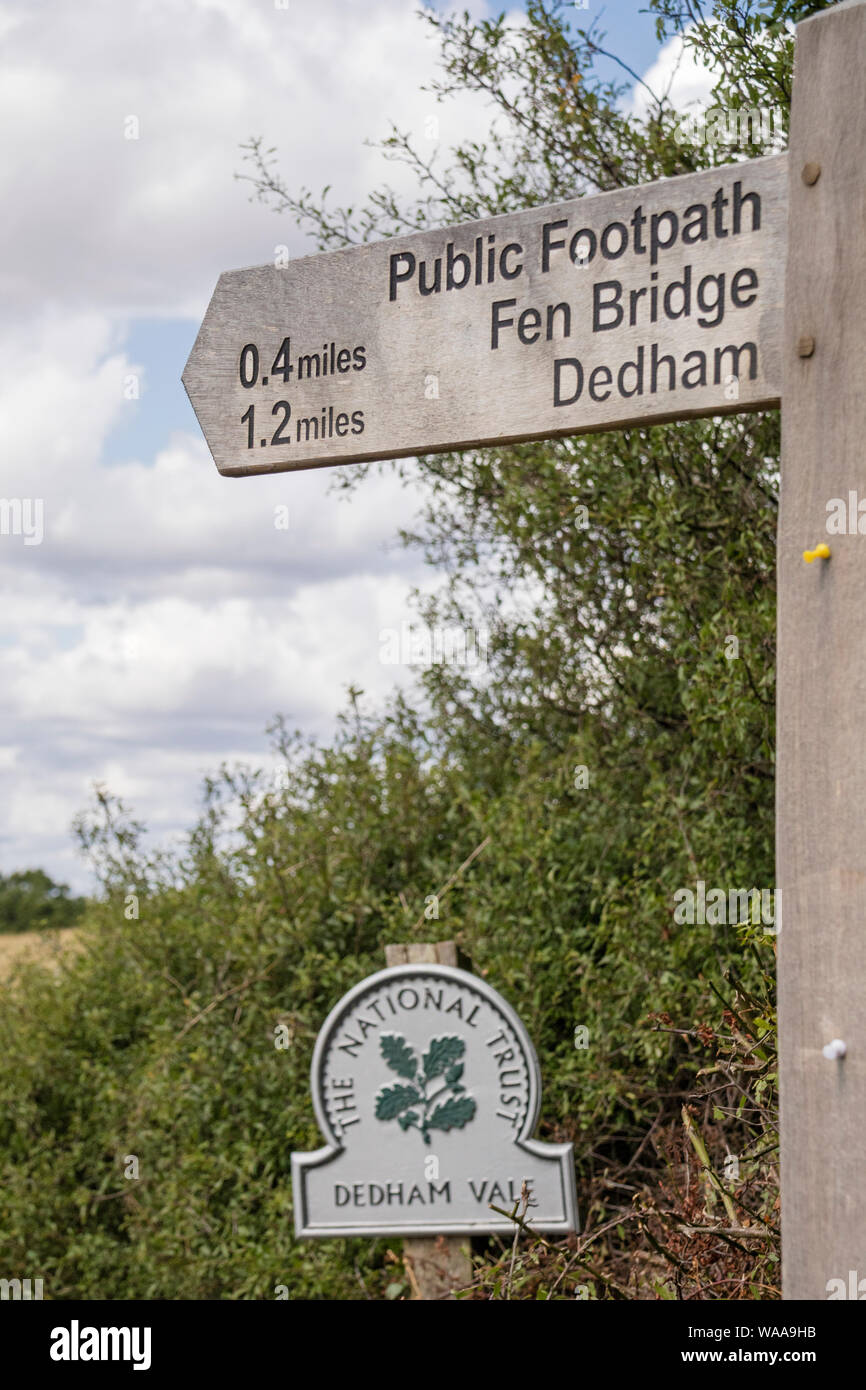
[[0, 0, 810, 1297]]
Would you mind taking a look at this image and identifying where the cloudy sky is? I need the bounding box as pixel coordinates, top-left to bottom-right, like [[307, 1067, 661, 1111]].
[[0, 0, 708, 893]]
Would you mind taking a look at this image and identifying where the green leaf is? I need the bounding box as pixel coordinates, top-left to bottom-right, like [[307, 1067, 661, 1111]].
[[422, 1035, 465, 1079], [380, 1033, 417, 1079], [426, 1095, 476, 1132], [375, 1084, 422, 1120], [444, 1062, 464, 1086]]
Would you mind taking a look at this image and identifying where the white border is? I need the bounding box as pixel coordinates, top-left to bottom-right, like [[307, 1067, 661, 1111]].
[[291, 963, 579, 1238]]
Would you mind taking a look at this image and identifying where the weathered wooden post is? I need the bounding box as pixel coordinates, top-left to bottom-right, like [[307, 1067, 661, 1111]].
[[777, 0, 866, 1302], [384, 941, 472, 1300]]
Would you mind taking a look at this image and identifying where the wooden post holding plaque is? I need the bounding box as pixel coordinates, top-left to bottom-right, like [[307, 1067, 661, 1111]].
[[384, 942, 473, 1301]]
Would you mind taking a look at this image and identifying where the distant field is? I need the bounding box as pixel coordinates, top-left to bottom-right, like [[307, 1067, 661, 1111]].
[[0, 927, 84, 982]]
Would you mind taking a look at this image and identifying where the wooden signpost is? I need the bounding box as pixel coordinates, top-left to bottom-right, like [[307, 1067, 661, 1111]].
[[777, 0, 866, 1302], [184, 0, 866, 1301], [183, 160, 786, 476]]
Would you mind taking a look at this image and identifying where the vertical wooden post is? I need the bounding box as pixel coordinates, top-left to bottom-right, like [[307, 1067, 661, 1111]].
[[384, 941, 474, 1300], [778, 0, 866, 1300]]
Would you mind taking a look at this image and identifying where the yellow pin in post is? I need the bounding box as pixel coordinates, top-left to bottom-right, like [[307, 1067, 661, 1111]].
[[803, 543, 831, 563]]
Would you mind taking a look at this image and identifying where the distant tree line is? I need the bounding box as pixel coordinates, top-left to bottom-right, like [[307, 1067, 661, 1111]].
[[0, 869, 86, 933]]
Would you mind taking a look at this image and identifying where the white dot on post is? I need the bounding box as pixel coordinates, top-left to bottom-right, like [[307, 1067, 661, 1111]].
[[822, 1038, 847, 1060]]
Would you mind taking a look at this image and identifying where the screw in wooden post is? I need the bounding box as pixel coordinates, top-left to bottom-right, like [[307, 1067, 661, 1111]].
[[802, 162, 821, 185], [797, 335, 816, 358]]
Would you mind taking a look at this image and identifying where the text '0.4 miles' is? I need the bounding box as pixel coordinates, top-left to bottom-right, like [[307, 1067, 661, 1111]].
[[237, 336, 367, 448]]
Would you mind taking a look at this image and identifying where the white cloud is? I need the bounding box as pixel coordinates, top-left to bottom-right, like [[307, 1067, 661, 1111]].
[[629, 30, 718, 123], [0, 309, 425, 588], [0, 0, 497, 319], [1, 0, 503, 891], [0, 567, 435, 888]]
